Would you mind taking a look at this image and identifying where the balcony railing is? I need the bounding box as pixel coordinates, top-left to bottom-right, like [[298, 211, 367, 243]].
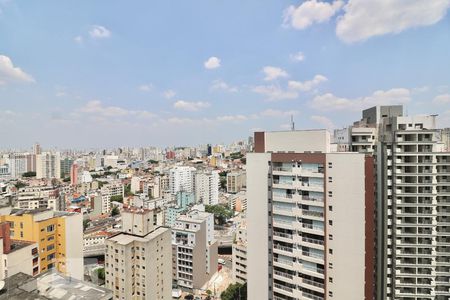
[[302, 237, 324, 245]]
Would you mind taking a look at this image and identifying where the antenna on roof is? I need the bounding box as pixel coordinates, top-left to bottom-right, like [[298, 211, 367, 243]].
[[290, 115, 295, 131]]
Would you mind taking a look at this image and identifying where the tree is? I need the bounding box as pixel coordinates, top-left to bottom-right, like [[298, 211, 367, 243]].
[[110, 195, 123, 203], [124, 184, 134, 197], [111, 206, 120, 216], [221, 282, 247, 300], [96, 267, 105, 280], [205, 204, 233, 225], [22, 171, 36, 177], [83, 219, 90, 231], [14, 181, 27, 189]]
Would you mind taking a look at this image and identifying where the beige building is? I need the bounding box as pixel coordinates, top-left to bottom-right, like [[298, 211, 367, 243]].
[[105, 207, 171, 300], [36, 152, 61, 179], [232, 218, 247, 284], [247, 130, 375, 300], [226, 171, 246, 194], [172, 210, 218, 290]]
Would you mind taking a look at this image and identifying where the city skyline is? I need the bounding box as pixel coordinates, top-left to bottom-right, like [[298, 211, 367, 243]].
[[1, 1, 449, 148]]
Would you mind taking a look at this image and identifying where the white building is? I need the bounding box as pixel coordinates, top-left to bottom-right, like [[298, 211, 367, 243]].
[[169, 166, 196, 195], [226, 171, 246, 194], [172, 210, 218, 290], [100, 182, 124, 214], [105, 207, 172, 300], [247, 130, 375, 300], [194, 170, 219, 205], [36, 152, 61, 179], [8, 154, 28, 178]]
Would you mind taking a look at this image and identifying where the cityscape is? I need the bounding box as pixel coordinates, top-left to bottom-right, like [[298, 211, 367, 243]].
[[1, 1, 450, 300]]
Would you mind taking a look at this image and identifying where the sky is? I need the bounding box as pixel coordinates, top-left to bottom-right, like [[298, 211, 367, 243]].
[[0, 0, 449, 149]]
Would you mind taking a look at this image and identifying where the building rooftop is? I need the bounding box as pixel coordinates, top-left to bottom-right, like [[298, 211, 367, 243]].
[[36, 272, 112, 300], [0, 271, 113, 300], [107, 226, 169, 245]]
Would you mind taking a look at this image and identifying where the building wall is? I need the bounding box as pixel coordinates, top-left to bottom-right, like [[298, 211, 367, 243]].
[[326, 153, 368, 300], [246, 152, 271, 300]]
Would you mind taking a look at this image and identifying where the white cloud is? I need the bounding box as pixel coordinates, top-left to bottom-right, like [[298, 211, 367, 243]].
[[173, 100, 211, 111], [263, 66, 289, 81], [210, 79, 238, 93], [311, 88, 411, 111], [283, 0, 344, 30], [216, 115, 248, 122], [204, 57, 221, 69], [252, 85, 298, 101], [259, 109, 299, 118], [79, 100, 155, 119], [138, 84, 153, 92], [0, 55, 35, 85], [336, 0, 450, 43], [74, 36, 83, 44], [89, 25, 111, 39], [288, 74, 327, 92], [163, 90, 176, 99], [311, 115, 335, 129], [434, 93, 450, 105], [290, 51, 305, 62]]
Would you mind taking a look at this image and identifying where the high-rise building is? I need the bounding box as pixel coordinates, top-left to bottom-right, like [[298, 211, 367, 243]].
[[0, 208, 83, 280], [194, 170, 219, 205], [247, 130, 376, 300], [8, 154, 27, 178], [374, 112, 450, 300], [33, 143, 41, 155], [36, 152, 61, 179], [171, 209, 218, 290], [105, 207, 171, 300], [227, 171, 246, 194], [169, 166, 196, 195], [60, 157, 74, 179], [70, 163, 79, 185]]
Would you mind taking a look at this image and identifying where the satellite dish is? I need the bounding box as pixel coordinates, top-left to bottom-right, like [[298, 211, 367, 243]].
[[0, 280, 5, 291]]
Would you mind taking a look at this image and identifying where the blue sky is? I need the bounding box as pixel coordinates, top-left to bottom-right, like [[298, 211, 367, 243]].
[[0, 0, 449, 148]]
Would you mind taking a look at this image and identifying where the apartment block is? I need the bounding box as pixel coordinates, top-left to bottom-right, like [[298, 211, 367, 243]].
[[105, 207, 172, 300], [232, 218, 247, 284], [0, 208, 83, 280], [172, 210, 218, 290], [376, 114, 450, 300], [101, 182, 124, 214], [227, 171, 246, 194], [194, 170, 219, 205], [169, 166, 196, 195], [0, 222, 39, 280], [36, 152, 61, 179], [247, 130, 375, 300]]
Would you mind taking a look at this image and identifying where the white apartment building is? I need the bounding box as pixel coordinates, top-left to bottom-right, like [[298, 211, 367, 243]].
[[36, 152, 61, 179], [100, 182, 124, 214], [169, 166, 196, 195], [247, 130, 376, 300], [14, 186, 62, 211], [194, 170, 219, 205], [172, 210, 218, 290], [376, 114, 450, 300], [232, 219, 247, 284], [105, 207, 171, 300], [8, 154, 27, 178]]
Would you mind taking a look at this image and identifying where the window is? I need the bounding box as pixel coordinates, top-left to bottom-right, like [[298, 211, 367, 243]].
[[329, 249, 333, 254], [328, 206, 333, 211], [46, 225, 55, 232], [328, 177, 332, 183], [329, 220, 333, 226], [329, 277, 333, 283], [329, 234, 333, 240], [328, 162, 332, 168]]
